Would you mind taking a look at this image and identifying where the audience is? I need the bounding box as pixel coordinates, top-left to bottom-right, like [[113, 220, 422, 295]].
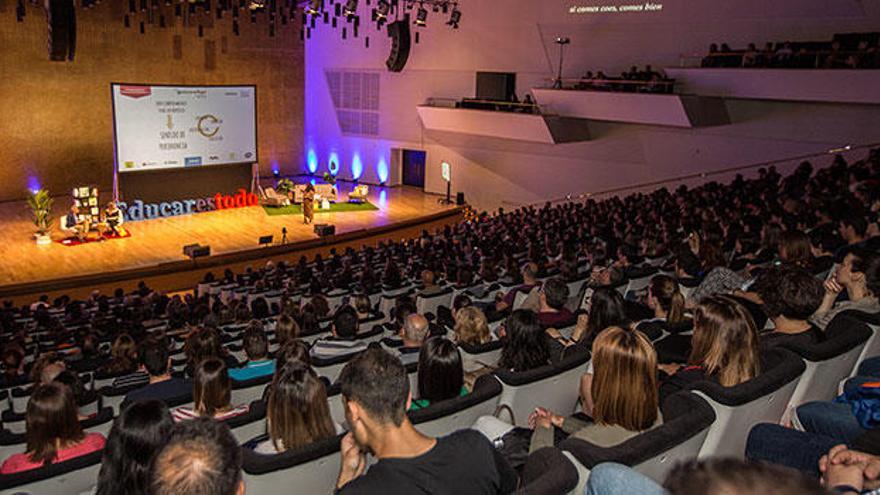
[[229, 323, 275, 381], [411, 337, 466, 411], [452, 306, 493, 346], [388, 313, 431, 365], [497, 310, 552, 372], [310, 306, 367, 359], [812, 249, 880, 330], [122, 338, 191, 409], [334, 348, 517, 493], [171, 357, 249, 422]]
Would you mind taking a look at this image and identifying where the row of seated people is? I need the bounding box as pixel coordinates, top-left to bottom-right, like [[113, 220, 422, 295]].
[[573, 66, 675, 94], [701, 36, 880, 69]]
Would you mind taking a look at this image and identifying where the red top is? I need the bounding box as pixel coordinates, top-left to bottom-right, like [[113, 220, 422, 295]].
[[0, 432, 106, 474]]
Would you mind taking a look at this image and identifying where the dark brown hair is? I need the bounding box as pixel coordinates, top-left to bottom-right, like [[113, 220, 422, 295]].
[[266, 364, 335, 452], [192, 358, 232, 417], [26, 382, 85, 465]]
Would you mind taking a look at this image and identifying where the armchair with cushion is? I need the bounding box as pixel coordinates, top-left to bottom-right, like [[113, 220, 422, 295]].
[[259, 186, 290, 207], [348, 185, 369, 203]]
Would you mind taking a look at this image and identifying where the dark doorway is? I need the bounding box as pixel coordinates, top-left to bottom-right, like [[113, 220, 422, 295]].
[[402, 149, 426, 188]]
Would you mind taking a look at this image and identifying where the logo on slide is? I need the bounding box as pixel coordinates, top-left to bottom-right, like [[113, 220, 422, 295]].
[[196, 114, 222, 138], [185, 157, 203, 167], [124, 161, 135, 169], [119, 85, 152, 99]]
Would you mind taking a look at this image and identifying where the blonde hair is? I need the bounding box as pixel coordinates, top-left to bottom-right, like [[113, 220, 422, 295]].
[[689, 296, 761, 387], [649, 275, 686, 325], [591, 327, 659, 431], [453, 306, 491, 346]]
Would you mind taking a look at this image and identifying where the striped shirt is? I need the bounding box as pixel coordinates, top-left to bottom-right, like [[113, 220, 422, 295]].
[[171, 404, 250, 423]]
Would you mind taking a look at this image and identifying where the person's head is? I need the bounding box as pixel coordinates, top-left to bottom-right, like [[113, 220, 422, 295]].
[[837, 249, 880, 296], [778, 230, 814, 269], [421, 270, 436, 287], [275, 339, 312, 372], [755, 268, 823, 322], [401, 313, 430, 347], [305, 183, 315, 193], [647, 275, 686, 324], [521, 262, 539, 283], [96, 400, 174, 495], [274, 314, 300, 345], [675, 249, 702, 278], [592, 266, 623, 287], [540, 278, 569, 311], [338, 348, 410, 449], [353, 294, 372, 315], [690, 296, 760, 387], [139, 338, 171, 377], [192, 358, 232, 417], [243, 325, 269, 362], [586, 288, 630, 341], [111, 333, 137, 362], [499, 310, 549, 372], [2, 345, 25, 378], [151, 418, 244, 495], [332, 305, 359, 339], [30, 352, 66, 385], [453, 306, 492, 346], [267, 363, 335, 452], [839, 213, 868, 243], [25, 382, 83, 465], [185, 328, 223, 367], [417, 337, 463, 404], [663, 458, 827, 495], [591, 327, 658, 431]]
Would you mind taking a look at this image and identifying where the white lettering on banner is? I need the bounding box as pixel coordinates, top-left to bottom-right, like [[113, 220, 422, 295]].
[[568, 2, 662, 15]]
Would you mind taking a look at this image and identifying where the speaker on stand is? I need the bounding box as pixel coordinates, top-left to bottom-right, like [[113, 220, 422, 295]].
[[386, 16, 411, 73], [46, 0, 76, 61]]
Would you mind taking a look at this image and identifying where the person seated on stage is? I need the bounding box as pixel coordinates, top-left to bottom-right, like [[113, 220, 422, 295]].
[[102, 201, 123, 237], [65, 204, 90, 241]]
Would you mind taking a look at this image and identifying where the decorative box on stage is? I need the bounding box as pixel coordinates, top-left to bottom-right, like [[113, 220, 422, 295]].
[[314, 224, 335, 237]]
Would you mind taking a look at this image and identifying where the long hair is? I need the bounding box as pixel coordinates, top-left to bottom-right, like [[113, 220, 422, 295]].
[[417, 337, 463, 403], [184, 328, 224, 370], [96, 400, 174, 495], [591, 327, 659, 431], [648, 275, 686, 325], [453, 306, 491, 346], [778, 230, 814, 271], [100, 333, 137, 375], [689, 296, 760, 387], [498, 310, 549, 372], [266, 363, 335, 452], [585, 288, 630, 343], [25, 382, 84, 465], [192, 358, 232, 417], [274, 314, 300, 345]]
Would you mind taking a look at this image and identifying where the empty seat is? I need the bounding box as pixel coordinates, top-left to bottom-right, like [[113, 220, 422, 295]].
[[559, 391, 715, 482], [687, 348, 805, 458], [409, 374, 502, 437], [780, 314, 872, 421], [241, 433, 343, 495], [494, 350, 591, 427]]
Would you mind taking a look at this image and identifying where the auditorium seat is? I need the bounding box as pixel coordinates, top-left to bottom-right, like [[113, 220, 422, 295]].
[[458, 339, 504, 373], [688, 348, 805, 458], [840, 310, 880, 376], [780, 314, 872, 422], [409, 374, 502, 437], [227, 401, 268, 444], [240, 433, 343, 495], [230, 374, 274, 406], [493, 350, 591, 427], [0, 448, 102, 495], [559, 391, 715, 483], [519, 447, 580, 495], [0, 407, 114, 464], [415, 288, 454, 320]]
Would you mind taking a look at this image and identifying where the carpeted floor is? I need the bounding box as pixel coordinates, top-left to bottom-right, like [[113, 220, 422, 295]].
[[262, 201, 379, 216]]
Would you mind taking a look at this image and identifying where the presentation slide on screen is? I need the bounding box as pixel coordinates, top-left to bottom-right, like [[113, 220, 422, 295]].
[[112, 84, 257, 173]]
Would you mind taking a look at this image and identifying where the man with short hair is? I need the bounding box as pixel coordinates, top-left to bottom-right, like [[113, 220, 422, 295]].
[[229, 324, 275, 382], [536, 278, 574, 328], [335, 348, 517, 494], [836, 213, 869, 261], [391, 314, 429, 365], [122, 338, 191, 409], [152, 417, 244, 495], [311, 306, 368, 359], [494, 262, 541, 313], [419, 270, 445, 297]]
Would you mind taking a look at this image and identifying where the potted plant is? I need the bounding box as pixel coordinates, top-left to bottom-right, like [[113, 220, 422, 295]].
[[275, 178, 294, 196], [27, 188, 53, 245], [322, 172, 337, 186]]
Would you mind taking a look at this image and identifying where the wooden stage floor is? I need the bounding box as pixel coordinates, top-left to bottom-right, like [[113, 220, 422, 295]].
[[0, 185, 454, 290]]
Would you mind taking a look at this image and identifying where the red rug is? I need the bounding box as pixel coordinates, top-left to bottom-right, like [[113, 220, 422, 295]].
[[56, 228, 132, 247]]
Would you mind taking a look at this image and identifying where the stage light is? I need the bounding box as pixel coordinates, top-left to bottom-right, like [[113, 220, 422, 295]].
[[375, 0, 390, 20], [377, 156, 389, 183], [343, 0, 358, 19], [272, 168, 280, 178], [414, 5, 428, 26], [447, 5, 460, 28], [351, 153, 363, 180], [307, 149, 318, 174], [305, 0, 322, 15], [248, 0, 266, 10]]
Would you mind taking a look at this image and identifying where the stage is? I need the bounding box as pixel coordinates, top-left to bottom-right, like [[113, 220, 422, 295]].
[[0, 184, 460, 301]]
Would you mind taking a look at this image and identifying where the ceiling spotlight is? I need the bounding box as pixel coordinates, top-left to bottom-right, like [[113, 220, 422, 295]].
[[343, 0, 358, 19], [375, 0, 390, 20], [248, 0, 266, 10], [446, 6, 460, 28], [305, 0, 322, 15], [414, 5, 428, 26]]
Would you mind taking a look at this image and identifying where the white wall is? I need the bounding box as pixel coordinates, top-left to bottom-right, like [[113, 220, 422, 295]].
[[305, 0, 880, 210]]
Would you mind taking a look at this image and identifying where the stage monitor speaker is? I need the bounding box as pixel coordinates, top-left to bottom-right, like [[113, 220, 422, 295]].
[[47, 0, 76, 62], [456, 192, 466, 206], [314, 224, 336, 237], [183, 243, 200, 258], [192, 245, 211, 258], [386, 17, 411, 73], [258, 235, 274, 246]]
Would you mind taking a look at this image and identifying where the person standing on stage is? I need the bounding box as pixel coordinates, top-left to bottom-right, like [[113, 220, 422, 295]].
[[303, 183, 316, 225], [102, 201, 122, 237]]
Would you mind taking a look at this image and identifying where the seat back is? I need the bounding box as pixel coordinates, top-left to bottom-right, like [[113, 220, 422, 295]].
[[494, 351, 591, 427], [228, 401, 268, 444], [416, 289, 454, 318], [241, 434, 342, 495], [781, 314, 872, 421], [512, 291, 529, 310], [840, 310, 880, 377], [459, 340, 504, 373], [9, 387, 31, 415], [0, 449, 102, 495], [559, 391, 715, 483], [231, 376, 273, 406], [409, 375, 503, 437], [689, 348, 805, 458]]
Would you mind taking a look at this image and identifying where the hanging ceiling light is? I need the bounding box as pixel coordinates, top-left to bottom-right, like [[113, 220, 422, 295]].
[[414, 4, 428, 26], [446, 5, 460, 28], [343, 0, 358, 19], [305, 0, 322, 16], [375, 0, 390, 20]]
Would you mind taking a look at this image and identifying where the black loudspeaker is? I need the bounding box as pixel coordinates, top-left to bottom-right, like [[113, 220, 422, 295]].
[[386, 17, 411, 73], [456, 192, 466, 206], [183, 244, 200, 258], [192, 245, 211, 258], [47, 0, 76, 61], [314, 224, 336, 237]]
